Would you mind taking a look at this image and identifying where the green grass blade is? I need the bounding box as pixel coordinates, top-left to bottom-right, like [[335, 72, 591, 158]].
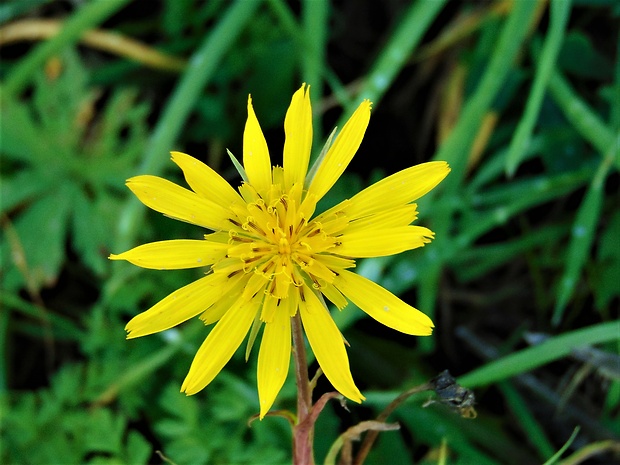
[[419, 1, 540, 351], [454, 224, 566, 282], [434, 0, 540, 183], [543, 427, 580, 465], [458, 321, 620, 388], [302, 0, 328, 144], [113, 0, 261, 253], [345, 0, 448, 114], [499, 381, 555, 460], [505, 0, 572, 176], [552, 151, 616, 325], [547, 70, 616, 161], [612, 29, 620, 130], [3, 0, 130, 97]]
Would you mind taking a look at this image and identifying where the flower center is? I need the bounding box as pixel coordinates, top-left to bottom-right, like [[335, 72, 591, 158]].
[[221, 185, 346, 303], [278, 237, 292, 256]]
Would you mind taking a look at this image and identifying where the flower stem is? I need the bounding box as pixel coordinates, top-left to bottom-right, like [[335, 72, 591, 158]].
[[292, 313, 314, 465]]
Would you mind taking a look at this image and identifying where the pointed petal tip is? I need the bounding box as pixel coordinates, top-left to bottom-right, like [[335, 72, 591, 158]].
[[259, 401, 271, 420], [180, 377, 197, 395], [169, 150, 191, 163]]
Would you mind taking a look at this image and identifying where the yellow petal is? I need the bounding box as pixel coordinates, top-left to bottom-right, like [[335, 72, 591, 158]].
[[345, 161, 450, 220], [257, 307, 292, 418], [334, 270, 433, 335], [319, 282, 348, 310], [181, 295, 260, 395], [283, 84, 312, 191], [170, 151, 244, 208], [307, 100, 371, 202], [200, 272, 248, 325], [199, 291, 237, 325], [126, 175, 230, 230], [125, 273, 227, 338], [334, 226, 434, 258], [299, 285, 364, 403], [344, 204, 418, 233], [243, 95, 272, 194], [109, 239, 228, 269]]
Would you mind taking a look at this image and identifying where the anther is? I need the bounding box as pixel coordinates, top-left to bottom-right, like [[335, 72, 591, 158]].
[[246, 221, 266, 235]]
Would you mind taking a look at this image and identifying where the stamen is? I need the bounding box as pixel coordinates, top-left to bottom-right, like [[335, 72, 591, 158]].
[[252, 247, 271, 253], [243, 256, 263, 265], [307, 226, 322, 237], [230, 235, 253, 243], [245, 220, 266, 235], [294, 218, 306, 236]]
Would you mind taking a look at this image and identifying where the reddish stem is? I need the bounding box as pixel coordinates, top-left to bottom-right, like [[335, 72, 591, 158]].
[[292, 313, 314, 465]]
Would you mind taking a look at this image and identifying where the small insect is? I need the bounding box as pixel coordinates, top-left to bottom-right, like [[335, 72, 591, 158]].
[[424, 369, 477, 419]]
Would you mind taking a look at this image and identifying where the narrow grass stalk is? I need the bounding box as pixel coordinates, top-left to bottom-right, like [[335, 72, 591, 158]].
[[542, 427, 580, 465], [3, 0, 130, 97], [505, 0, 572, 176], [547, 70, 616, 161], [0, 19, 187, 72], [458, 320, 620, 388], [113, 0, 261, 253], [552, 144, 617, 325], [343, 0, 447, 117], [611, 29, 620, 130], [499, 381, 555, 460], [420, 0, 540, 351], [267, 0, 302, 40], [302, 0, 328, 146], [434, 0, 540, 184]]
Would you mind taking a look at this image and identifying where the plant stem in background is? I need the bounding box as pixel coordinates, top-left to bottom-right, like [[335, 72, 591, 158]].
[[112, 0, 261, 255], [3, 0, 130, 97]]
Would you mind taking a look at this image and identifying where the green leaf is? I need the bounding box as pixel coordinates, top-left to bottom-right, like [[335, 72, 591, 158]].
[[2, 184, 74, 289], [0, 170, 51, 215], [72, 194, 113, 276], [459, 321, 620, 388]]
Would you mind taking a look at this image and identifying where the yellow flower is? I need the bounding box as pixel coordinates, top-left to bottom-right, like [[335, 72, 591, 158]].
[[110, 84, 449, 419]]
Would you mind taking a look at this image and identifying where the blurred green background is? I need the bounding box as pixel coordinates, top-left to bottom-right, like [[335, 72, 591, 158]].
[[1, 0, 618, 464]]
